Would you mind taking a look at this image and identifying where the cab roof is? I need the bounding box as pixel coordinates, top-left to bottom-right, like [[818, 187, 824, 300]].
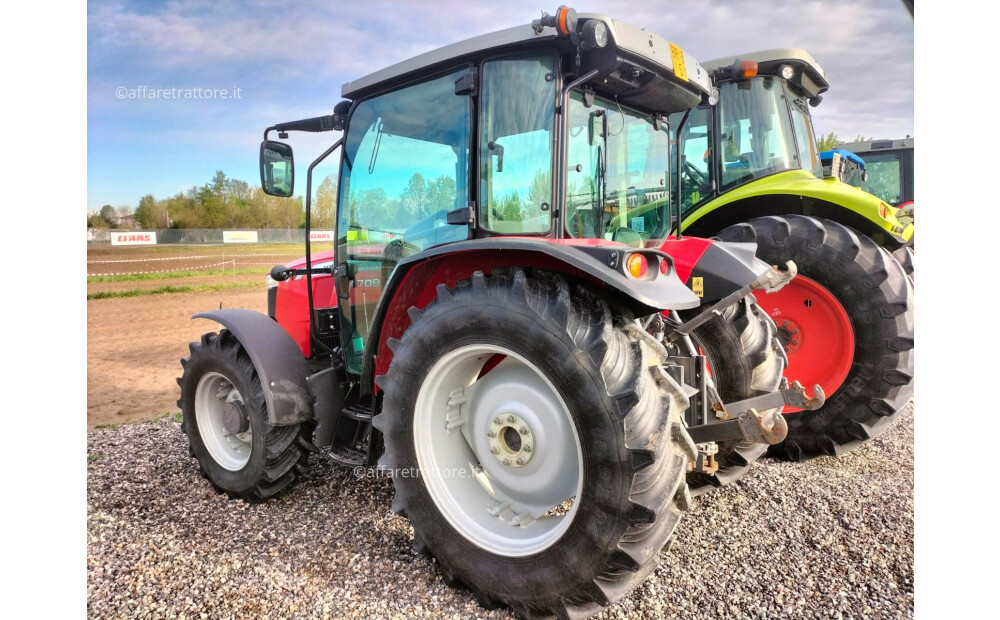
[[340, 13, 712, 115], [839, 137, 914, 154], [704, 48, 829, 98]]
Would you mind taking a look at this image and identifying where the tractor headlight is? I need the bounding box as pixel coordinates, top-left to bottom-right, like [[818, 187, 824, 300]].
[[780, 64, 795, 80], [582, 20, 608, 48]]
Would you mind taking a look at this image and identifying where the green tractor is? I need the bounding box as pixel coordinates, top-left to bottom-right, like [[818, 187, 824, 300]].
[[669, 49, 914, 461]]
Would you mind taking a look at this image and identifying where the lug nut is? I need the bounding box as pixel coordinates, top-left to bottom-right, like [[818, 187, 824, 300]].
[[491, 447, 500, 455], [487, 430, 496, 438], [524, 445, 532, 452], [515, 458, 524, 465], [791, 339, 799, 345], [507, 415, 515, 423], [494, 417, 502, 425], [502, 458, 511, 466], [519, 426, 529, 435]]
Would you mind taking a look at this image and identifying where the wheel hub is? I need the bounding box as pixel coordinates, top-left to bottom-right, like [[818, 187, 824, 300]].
[[488, 412, 534, 467], [776, 317, 803, 355], [195, 372, 253, 471], [223, 400, 249, 435]]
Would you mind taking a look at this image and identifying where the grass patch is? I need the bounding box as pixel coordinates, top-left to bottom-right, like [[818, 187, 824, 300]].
[[87, 282, 260, 300], [87, 453, 105, 463], [87, 268, 266, 283]]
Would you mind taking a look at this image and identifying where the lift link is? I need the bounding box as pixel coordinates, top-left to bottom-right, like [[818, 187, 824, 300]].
[[686, 380, 824, 446], [665, 261, 797, 344]]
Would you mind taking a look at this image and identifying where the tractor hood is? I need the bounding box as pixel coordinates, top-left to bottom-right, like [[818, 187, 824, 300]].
[[682, 170, 913, 244]]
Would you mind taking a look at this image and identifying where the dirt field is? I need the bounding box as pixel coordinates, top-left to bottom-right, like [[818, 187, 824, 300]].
[[86, 244, 304, 429]]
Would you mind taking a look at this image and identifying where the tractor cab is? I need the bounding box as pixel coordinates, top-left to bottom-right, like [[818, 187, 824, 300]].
[[838, 137, 915, 217], [262, 10, 714, 375], [668, 49, 829, 213]]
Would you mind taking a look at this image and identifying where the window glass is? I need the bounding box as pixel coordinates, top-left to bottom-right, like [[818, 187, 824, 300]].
[[718, 77, 798, 190], [787, 91, 823, 178], [668, 106, 713, 216], [336, 68, 471, 372], [860, 152, 904, 205], [479, 55, 556, 234], [565, 91, 671, 247]]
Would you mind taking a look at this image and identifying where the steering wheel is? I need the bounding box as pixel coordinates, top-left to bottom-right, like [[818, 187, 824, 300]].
[[682, 160, 707, 185]]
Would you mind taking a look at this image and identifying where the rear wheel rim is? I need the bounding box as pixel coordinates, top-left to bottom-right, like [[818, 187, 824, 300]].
[[753, 275, 854, 413], [195, 371, 252, 470], [413, 344, 583, 557]]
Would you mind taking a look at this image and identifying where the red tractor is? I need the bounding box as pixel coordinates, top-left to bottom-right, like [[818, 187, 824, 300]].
[[178, 8, 820, 617]]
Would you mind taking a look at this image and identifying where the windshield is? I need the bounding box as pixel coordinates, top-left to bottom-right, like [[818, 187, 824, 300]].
[[565, 91, 671, 248], [718, 77, 797, 190]]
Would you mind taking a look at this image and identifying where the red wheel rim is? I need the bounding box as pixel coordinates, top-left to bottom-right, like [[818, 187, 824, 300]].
[[752, 275, 854, 413]]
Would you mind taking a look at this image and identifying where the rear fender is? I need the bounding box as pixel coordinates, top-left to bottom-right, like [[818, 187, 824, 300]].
[[361, 238, 701, 393], [661, 237, 770, 302], [193, 308, 313, 425]]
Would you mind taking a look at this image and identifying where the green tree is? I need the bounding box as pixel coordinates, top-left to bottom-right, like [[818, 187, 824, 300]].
[[494, 190, 524, 222], [88, 211, 109, 229], [527, 169, 551, 206], [99, 204, 116, 228], [313, 174, 338, 229], [401, 172, 431, 221], [816, 132, 840, 151]]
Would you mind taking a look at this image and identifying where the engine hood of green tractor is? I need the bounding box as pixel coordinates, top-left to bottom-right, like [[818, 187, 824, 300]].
[[682, 170, 913, 243]]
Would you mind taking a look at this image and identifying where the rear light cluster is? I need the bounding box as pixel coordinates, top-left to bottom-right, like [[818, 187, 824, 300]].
[[625, 252, 669, 280]]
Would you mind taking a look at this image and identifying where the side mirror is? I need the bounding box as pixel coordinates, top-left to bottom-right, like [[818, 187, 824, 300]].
[[260, 140, 294, 197]]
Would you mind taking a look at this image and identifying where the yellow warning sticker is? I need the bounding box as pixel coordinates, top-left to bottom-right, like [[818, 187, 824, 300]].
[[670, 43, 688, 82], [692, 276, 704, 297]]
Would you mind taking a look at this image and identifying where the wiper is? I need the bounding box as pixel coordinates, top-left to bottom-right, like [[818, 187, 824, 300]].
[[367, 120, 384, 174]]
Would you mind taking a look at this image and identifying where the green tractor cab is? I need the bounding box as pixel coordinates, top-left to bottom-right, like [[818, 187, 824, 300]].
[[838, 137, 914, 225], [668, 48, 914, 462]]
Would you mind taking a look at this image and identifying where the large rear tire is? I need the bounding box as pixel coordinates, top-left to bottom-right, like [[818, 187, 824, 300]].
[[373, 269, 696, 618], [680, 295, 785, 493], [177, 330, 315, 502], [717, 215, 914, 461]]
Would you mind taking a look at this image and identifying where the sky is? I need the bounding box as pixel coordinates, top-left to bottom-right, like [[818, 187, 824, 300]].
[[86, 0, 914, 212]]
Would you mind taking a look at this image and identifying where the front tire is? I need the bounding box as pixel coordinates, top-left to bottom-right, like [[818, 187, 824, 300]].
[[718, 215, 914, 461], [373, 269, 696, 618], [177, 330, 314, 502]]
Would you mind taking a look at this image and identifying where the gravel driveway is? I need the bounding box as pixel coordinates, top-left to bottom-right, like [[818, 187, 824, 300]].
[[87, 403, 913, 619]]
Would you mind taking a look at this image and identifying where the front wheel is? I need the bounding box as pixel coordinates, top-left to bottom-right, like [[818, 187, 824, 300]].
[[374, 269, 697, 618], [177, 330, 314, 502], [718, 215, 914, 461]]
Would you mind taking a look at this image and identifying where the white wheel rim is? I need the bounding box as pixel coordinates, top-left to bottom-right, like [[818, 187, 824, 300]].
[[413, 345, 584, 557], [195, 371, 252, 471]]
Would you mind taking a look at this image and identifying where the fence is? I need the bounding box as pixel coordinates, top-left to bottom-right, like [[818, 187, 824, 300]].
[[87, 228, 317, 245]]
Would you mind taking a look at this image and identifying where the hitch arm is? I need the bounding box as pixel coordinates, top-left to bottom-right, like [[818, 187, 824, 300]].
[[719, 380, 825, 420], [687, 408, 789, 446], [686, 381, 824, 446], [665, 261, 797, 344]]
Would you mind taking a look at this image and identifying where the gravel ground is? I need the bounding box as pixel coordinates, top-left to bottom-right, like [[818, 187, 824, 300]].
[[87, 403, 913, 619]]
